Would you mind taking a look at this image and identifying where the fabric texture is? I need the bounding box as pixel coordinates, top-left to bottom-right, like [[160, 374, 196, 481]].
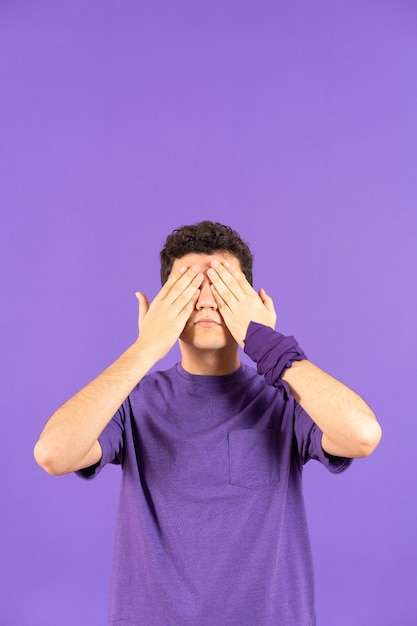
[[244, 321, 307, 385], [77, 325, 352, 626]]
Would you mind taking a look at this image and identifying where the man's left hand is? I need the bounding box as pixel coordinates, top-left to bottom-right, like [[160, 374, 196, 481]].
[[208, 261, 277, 348]]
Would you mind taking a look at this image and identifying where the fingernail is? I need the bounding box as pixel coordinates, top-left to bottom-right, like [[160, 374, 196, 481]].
[[211, 261, 219, 267], [180, 266, 187, 273], [224, 261, 230, 268], [192, 264, 200, 272], [208, 268, 216, 277]]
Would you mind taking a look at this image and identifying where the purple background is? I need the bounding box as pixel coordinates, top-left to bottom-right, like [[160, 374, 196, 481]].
[[1, 1, 416, 624]]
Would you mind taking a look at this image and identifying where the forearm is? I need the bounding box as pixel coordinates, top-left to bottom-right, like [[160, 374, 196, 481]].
[[244, 322, 381, 459], [34, 340, 157, 475], [282, 360, 382, 458], [34, 265, 205, 476]]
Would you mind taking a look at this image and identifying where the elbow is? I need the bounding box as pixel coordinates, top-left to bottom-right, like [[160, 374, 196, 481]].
[[33, 440, 67, 476], [354, 416, 382, 458], [323, 413, 382, 459]]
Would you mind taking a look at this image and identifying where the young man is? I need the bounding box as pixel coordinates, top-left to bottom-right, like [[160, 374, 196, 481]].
[[34, 221, 381, 626]]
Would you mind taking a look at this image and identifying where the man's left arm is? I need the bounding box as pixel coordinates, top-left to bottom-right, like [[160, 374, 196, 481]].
[[208, 260, 382, 459], [281, 359, 381, 458]]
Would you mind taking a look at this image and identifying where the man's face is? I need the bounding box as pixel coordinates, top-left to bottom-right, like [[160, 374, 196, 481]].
[[170, 252, 241, 352]]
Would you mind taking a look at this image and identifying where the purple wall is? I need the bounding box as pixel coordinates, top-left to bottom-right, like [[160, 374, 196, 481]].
[[2, 1, 416, 624]]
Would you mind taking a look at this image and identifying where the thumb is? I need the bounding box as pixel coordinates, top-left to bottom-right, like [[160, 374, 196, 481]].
[[259, 288, 277, 328], [258, 288, 274, 310], [135, 292, 149, 329]]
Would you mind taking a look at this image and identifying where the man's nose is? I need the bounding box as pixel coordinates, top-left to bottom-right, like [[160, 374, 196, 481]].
[[196, 277, 218, 309]]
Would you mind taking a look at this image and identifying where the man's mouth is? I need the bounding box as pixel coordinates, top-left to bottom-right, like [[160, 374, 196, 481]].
[[194, 318, 221, 326]]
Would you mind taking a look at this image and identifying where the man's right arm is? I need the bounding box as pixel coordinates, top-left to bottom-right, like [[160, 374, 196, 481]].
[[34, 265, 204, 476]]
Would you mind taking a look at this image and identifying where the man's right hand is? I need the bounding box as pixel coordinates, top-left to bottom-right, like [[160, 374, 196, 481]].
[[135, 264, 204, 361], [34, 265, 204, 476]]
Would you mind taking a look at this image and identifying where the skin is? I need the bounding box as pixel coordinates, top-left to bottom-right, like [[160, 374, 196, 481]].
[[34, 251, 381, 476], [168, 252, 276, 375]]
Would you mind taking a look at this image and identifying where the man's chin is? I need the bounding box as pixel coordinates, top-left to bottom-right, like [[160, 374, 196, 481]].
[[178, 330, 235, 352], [180, 338, 229, 351]]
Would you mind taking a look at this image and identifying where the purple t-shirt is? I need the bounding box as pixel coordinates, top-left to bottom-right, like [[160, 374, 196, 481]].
[[78, 327, 351, 626]]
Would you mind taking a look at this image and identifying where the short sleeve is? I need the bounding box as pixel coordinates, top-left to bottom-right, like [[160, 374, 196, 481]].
[[75, 399, 128, 480], [293, 401, 353, 474]]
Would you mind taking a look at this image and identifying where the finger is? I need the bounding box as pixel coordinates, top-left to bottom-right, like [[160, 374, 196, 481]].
[[157, 265, 196, 301], [179, 288, 201, 318], [221, 261, 252, 289], [166, 265, 204, 304], [135, 292, 149, 330], [207, 265, 242, 306], [210, 282, 232, 314], [259, 288, 275, 312], [170, 271, 204, 309], [209, 261, 253, 297], [157, 265, 187, 295], [207, 272, 238, 309], [259, 288, 277, 326], [208, 262, 240, 297]]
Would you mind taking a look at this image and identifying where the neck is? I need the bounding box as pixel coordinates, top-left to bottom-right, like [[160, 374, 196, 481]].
[[179, 343, 241, 376]]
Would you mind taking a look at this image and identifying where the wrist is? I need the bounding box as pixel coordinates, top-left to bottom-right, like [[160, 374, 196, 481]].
[[129, 338, 161, 372], [244, 322, 307, 386]]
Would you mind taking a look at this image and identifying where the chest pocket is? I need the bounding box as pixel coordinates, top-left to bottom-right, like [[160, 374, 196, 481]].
[[228, 429, 280, 490]]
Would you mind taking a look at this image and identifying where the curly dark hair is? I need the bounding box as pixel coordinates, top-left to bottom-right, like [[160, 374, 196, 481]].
[[160, 221, 253, 285]]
